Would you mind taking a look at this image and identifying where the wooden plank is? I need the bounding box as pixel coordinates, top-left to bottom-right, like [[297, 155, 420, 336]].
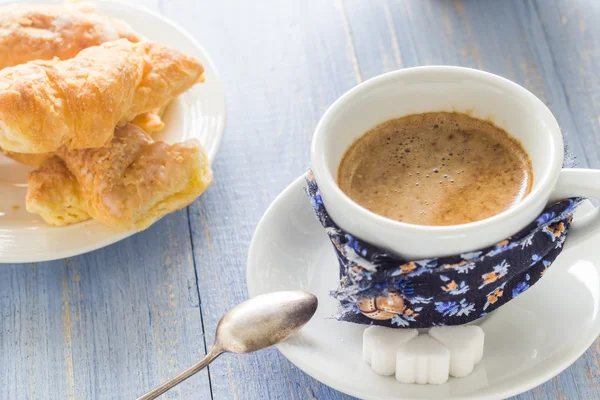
[[162, 0, 361, 398], [0, 210, 212, 400], [531, 0, 600, 398], [0, 2, 212, 399], [533, 0, 600, 168]]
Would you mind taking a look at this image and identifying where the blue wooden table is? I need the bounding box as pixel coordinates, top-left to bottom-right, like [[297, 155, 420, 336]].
[[2, 0, 600, 399]]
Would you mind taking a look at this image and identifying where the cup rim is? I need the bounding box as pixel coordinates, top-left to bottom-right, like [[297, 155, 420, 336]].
[[310, 66, 564, 234]]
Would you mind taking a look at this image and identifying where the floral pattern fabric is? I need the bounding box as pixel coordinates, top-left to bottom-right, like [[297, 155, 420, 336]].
[[305, 171, 582, 329]]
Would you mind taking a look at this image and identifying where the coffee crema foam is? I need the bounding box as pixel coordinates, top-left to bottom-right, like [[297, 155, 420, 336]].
[[338, 112, 533, 226]]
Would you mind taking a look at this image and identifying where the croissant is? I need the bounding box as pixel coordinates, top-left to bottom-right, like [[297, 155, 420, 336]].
[[0, 6, 156, 166], [1, 104, 170, 167], [0, 4, 140, 69], [26, 124, 212, 230], [0, 39, 203, 153], [1, 100, 169, 167]]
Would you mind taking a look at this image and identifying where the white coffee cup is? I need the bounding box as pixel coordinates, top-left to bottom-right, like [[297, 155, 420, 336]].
[[310, 66, 600, 259]]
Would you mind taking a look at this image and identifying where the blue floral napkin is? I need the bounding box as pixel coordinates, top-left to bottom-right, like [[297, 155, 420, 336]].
[[305, 171, 582, 328]]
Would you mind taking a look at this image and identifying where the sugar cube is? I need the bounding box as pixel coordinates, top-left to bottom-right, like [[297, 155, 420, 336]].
[[429, 325, 485, 378], [395, 334, 450, 384], [363, 326, 418, 376]]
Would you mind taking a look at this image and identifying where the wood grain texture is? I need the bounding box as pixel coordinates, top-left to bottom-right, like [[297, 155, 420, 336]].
[[532, 1, 600, 398], [0, 212, 212, 400], [1, 0, 600, 399], [161, 0, 360, 398], [534, 0, 600, 168]]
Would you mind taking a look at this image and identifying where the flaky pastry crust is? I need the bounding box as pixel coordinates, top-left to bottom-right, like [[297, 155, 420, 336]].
[[0, 4, 140, 69], [1, 105, 169, 167], [0, 39, 203, 153], [26, 124, 212, 230]]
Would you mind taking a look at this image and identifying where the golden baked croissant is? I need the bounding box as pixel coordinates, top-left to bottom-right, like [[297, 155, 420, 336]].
[[0, 4, 140, 69], [0, 39, 203, 153], [0, 6, 161, 166], [1, 104, 169, 167], [26, 124, 212, 230]]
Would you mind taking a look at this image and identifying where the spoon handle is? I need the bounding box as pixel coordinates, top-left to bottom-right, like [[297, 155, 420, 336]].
[[136, 346, 222, 400]]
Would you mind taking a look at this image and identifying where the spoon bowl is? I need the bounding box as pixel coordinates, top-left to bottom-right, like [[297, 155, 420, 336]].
[[137, 290, 318, 400], [216, 290, 319, 353]]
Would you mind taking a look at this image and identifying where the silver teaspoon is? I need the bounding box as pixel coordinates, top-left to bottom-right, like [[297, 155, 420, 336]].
[[137, 290, 318, 400]]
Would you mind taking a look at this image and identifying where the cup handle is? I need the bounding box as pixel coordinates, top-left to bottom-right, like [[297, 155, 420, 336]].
[[550, 168, 600, 249]]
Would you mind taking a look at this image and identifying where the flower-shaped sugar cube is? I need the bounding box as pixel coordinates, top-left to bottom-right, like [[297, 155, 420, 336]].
[[363, 326, 418, 376], [429, 325, 485, 377], [395, 334, 450, 384]]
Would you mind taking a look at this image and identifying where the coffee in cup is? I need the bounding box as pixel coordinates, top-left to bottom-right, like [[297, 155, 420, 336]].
[[337, 112, 533, 226]]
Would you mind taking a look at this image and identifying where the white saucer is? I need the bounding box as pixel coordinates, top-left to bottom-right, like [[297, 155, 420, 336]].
[[247, 175, 600, 400], [0, 0, 225, 263]]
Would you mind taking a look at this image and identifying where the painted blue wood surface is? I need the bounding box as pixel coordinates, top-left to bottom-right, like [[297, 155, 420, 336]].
[[162, 1, 361, 398], [1, 1, 599, 399]]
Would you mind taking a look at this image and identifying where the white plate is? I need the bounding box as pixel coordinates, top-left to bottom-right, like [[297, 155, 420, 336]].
[[247, 175, 600, 400], [0, 0, 225, 263]]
